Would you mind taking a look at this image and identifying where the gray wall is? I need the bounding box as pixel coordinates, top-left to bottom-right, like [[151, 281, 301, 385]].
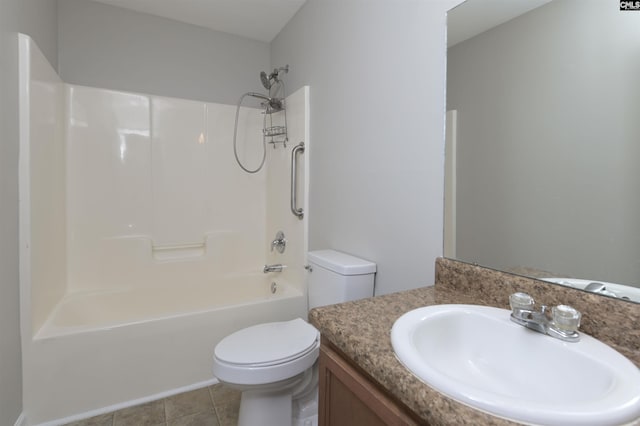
[[448, 0, 640, 285], [0, 1, 58, 423], [272, 0, 460, 295], [58, 0, 271, 105]]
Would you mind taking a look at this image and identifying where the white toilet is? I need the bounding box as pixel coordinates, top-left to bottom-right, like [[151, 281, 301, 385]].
[[212, 249, 376, 426]]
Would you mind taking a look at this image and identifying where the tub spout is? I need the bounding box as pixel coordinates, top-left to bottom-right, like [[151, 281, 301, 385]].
[[263, 264, 285, 273]]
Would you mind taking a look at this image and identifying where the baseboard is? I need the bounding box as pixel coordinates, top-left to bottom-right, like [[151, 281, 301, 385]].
[[14, 412, 26, 426], [35, 378, 219, 426], [13, 411, 27, 426]]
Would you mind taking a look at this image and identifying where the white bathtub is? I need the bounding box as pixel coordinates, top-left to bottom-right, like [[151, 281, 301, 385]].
[[24, 276, 307, 425], [34, 274, 301, 339]]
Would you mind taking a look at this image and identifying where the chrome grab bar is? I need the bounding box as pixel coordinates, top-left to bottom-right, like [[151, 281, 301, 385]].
[[290, 142, 305, 219]]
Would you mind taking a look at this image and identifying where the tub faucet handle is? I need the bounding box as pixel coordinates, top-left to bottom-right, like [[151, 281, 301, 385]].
[[271, 231, 286, 253]]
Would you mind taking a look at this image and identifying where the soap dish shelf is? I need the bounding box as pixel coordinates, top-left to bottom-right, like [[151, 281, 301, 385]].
[[264, 126, 286, 137], [265, 126, 287, 148]]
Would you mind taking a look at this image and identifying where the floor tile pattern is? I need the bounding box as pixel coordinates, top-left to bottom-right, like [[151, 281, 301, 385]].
[[63, 384, 240, 426]]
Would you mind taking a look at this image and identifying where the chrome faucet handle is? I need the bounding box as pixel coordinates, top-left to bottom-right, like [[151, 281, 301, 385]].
[[270, 231, 286, 253]]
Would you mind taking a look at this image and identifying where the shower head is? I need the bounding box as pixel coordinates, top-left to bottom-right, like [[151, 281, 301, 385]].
[[246, 92, 283, 112], [260, 71, 272, 90], [260, 65, 289, 91], [247, 92, 270, 102]]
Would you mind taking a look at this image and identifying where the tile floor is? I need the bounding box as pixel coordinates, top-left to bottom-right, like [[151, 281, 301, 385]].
[[63, 384, 241, 426]]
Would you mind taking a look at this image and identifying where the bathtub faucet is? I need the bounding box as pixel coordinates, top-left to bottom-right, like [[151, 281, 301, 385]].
[[264, 264, 286, 273]]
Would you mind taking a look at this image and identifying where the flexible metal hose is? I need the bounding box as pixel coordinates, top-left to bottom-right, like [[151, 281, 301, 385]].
[[233, 93, 267, 174]]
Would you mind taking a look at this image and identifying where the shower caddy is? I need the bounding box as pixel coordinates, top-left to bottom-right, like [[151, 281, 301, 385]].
[[261, 65, 289, 149], [263, 101, 288, 148]]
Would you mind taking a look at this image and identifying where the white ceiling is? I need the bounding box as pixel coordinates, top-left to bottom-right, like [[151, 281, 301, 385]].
[[448, 0, 553, 47], [91, 0, 551, 46], [91, 0, 307, 43]]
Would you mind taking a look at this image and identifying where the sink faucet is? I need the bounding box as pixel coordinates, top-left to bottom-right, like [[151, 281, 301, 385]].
[[509, 292, 581, 342], [263, 264, 285, 273]]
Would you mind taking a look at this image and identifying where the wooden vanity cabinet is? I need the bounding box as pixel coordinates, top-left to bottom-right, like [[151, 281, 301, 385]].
[[318, 338, 422, 426]]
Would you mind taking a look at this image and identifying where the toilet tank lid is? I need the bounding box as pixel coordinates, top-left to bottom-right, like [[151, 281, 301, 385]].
[[307, 250, 376, 275]]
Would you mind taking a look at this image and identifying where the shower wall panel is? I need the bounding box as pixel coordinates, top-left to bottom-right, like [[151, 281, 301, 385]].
[[265, 87, 310, 293], [65, 86, 153, 291], [65, 86, 266, 292], [151, 97, 208, 246], [19, 34, 67, 334]]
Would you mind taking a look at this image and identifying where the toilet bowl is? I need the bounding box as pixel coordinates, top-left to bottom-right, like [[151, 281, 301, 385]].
[[212, 250, 376, 426], [213, 318, 320, 426]]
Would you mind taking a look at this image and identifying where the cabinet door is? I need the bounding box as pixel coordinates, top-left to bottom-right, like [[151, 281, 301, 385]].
[[318, 341, 420, 426]]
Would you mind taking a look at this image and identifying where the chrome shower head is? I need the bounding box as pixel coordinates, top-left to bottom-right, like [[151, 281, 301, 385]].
[[247, 92, 270, 102], [246, 92, 283, 112], [260, 71, 272, 90], [261, 65, 289, 91]]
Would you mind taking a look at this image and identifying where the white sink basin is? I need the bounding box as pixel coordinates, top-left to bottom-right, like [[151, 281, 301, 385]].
[[391, 304, 640, 425]]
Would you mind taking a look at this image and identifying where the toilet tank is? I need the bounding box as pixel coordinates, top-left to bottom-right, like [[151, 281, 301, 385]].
[[307, 250, 376, 309]]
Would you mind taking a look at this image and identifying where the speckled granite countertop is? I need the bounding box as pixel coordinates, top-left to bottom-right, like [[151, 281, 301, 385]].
[[308, 258, 640, 426], [309, 285, 517, 425]]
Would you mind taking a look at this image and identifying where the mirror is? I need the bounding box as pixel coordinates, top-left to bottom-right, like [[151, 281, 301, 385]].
[[446, 0, 640, 302]]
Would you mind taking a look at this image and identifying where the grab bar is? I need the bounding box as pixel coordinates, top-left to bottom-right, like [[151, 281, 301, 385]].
[[290, 142, 305, 219]]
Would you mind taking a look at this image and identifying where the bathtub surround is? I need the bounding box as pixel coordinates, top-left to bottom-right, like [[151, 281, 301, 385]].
[[18, 34, 66, 339], [309, 258, 640, 424], [19, 35, 310, 424]]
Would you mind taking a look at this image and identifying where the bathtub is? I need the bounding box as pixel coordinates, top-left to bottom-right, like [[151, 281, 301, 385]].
[[24, 276, 308, 425], [34, 274, 302, 339]]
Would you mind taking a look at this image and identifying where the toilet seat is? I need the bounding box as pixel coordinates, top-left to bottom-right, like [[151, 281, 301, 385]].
[[215, 318, 319, 367], [212, 318, 320, 385]]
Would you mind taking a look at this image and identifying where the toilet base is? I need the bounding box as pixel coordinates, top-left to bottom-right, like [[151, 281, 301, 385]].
[[294, 414, 318, 426], [237, 390, 319, 426], [293, 386, 318, 426], [231, 367, 318, 426], [239, 389, 293, 426]]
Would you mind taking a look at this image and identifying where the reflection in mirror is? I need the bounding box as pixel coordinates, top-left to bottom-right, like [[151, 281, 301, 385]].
[[446, 0, 640, 302]]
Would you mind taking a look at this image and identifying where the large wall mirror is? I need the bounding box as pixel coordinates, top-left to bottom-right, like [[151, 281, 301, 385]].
[[446, 0, 640, 302]]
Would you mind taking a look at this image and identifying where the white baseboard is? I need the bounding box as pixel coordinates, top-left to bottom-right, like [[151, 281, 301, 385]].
[[14, 412, 26, 426], [35, 378, 219, 426]]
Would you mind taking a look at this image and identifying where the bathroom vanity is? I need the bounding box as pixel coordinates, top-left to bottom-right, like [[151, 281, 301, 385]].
[[318, 339, 419, 425], [309, 258, 640, 425]]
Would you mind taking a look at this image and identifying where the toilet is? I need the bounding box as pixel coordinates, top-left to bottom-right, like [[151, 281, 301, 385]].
[[212, 249, 376, 426]]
